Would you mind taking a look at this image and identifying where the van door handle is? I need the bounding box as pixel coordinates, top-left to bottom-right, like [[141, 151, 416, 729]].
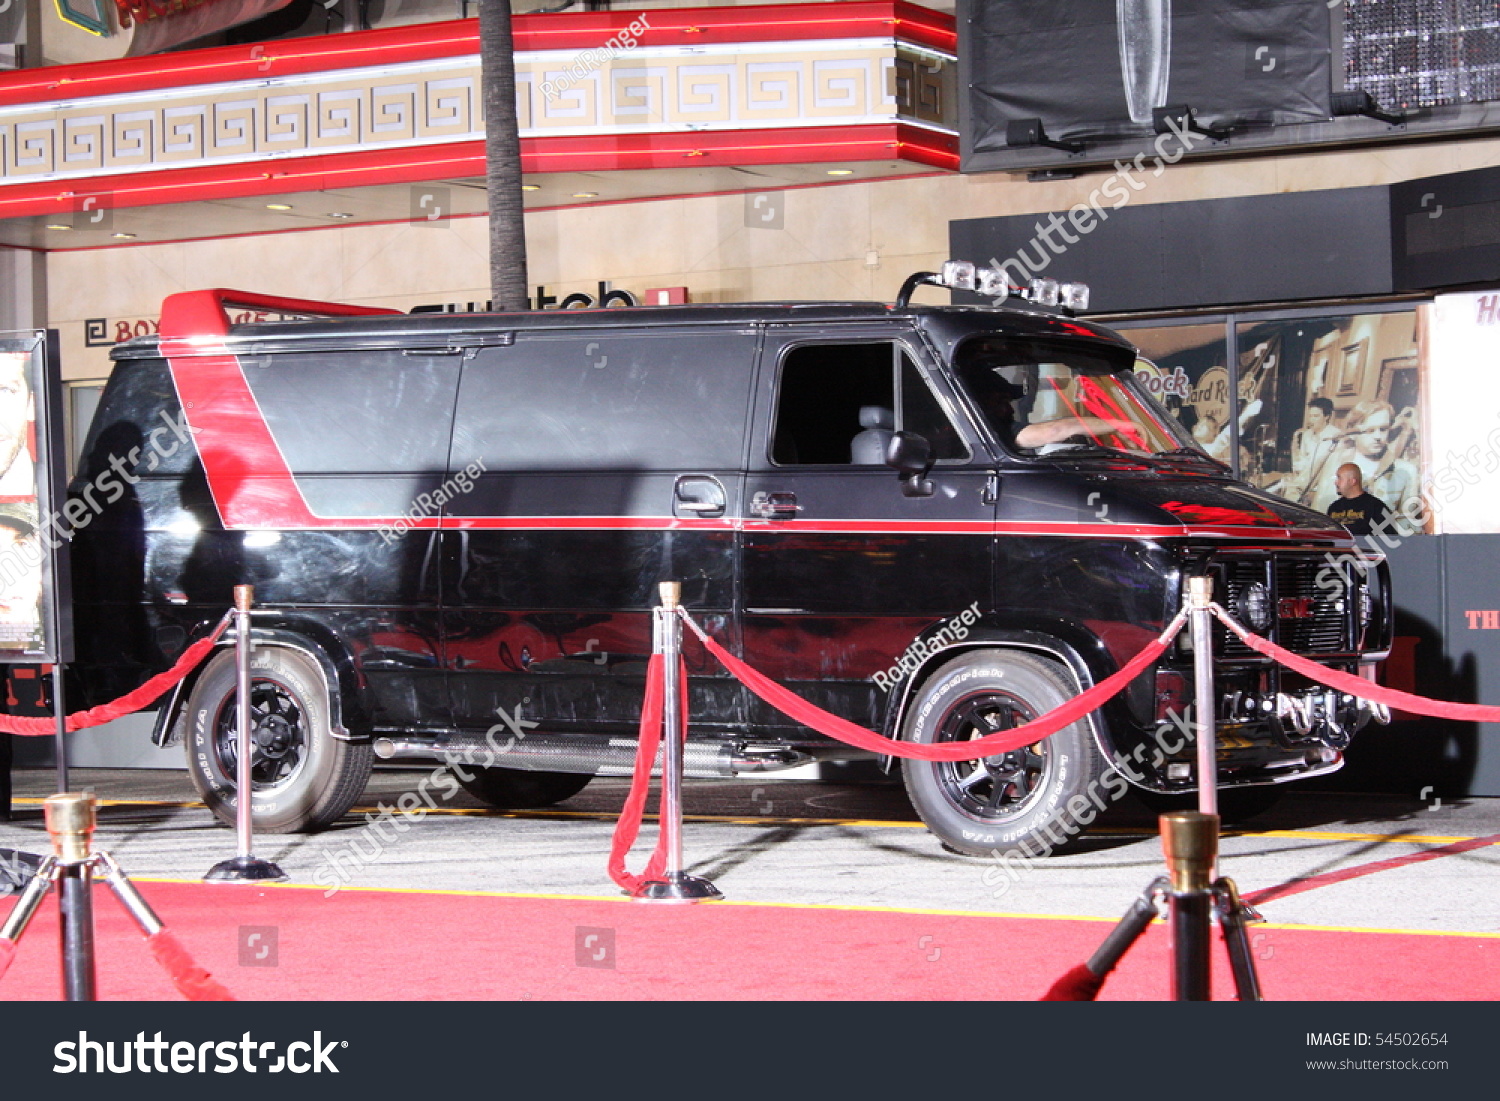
[[751, 491, 800, 520], [983, 472, 999, 505], [674, 475, 726, 518]]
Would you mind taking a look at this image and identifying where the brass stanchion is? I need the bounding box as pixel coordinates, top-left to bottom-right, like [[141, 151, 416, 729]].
[[633, 582, 721, 903], [1048, 813, 1265, 1001], [205, 585, 287, 884], [0, 793, 205, 1000], [1186, 575, 1218, 818], [49, 794, 97, 1000], [1162, 810, 1215, 1001], [1043, 584, 1264, 1000]]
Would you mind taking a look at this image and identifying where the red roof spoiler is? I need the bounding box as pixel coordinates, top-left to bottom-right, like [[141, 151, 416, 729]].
[[159, 288, 402, 349]]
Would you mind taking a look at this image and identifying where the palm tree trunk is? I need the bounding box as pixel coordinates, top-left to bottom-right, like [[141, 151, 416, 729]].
[[480, 0, 530, 310]]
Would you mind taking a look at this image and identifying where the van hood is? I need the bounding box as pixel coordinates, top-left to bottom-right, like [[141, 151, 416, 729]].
[[1001, 470, 1353, 542], [1118, 478, 1351, 539]]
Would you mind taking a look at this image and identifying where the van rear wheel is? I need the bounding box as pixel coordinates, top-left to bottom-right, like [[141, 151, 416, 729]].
[[901, 650, 1107, 858], [184, 647, 371, 833], [451, 767, 592, 809]]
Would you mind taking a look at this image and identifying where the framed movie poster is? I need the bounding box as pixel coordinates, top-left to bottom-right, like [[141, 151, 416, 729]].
[[1235, 309, 1422, 519], [0, 330, 72, 664]]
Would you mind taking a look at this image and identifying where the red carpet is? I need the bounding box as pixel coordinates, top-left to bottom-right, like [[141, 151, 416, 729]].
[[0, 880, 1494, 1000]]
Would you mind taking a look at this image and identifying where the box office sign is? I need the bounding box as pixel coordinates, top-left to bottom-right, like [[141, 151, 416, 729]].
[[85, 311, 301, 347], [0, 330, 71, 664]]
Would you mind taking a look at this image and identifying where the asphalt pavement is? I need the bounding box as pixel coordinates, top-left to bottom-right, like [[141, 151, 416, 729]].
[[3, 765, 1497, 937]]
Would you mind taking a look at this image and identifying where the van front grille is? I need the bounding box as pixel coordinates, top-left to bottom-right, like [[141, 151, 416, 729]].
[[1214, 555, 1351, 658]]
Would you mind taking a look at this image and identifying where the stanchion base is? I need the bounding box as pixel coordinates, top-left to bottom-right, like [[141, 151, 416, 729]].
[[633, 873, 723, 903], [203, 856, 288, 884]]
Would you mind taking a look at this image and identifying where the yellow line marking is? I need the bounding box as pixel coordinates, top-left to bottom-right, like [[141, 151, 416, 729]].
[[1249, 829, 1496, 845], [11, 797, 1497, 846], [12, 796, 205, 810], [10, 794, 926, 828], [127, 876, 1500, 938]]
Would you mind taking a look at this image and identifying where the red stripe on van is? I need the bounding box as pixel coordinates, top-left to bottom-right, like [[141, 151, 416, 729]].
[[159, 290, 399, 529]]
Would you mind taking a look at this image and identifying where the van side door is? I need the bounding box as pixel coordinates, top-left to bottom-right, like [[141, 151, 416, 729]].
[[442, 326, 755, 736], [740, 329, 994, 737]]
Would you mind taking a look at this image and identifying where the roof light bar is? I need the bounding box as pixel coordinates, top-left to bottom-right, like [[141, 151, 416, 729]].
[[904, 261, 1089, 313]]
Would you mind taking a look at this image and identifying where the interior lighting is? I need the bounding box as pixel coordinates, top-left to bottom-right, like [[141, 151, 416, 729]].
[[1151, 105, 1231, 141], [1330, 89, 1405, 126], [1005, 117, 1084, 154]]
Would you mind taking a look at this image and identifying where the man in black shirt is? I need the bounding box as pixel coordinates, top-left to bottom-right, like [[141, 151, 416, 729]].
[[1326, 463, 1392, 536]]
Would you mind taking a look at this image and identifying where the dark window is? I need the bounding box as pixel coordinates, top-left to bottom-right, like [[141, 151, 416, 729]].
[[451, 331, 755, 471], [771, 342, 967, 465]]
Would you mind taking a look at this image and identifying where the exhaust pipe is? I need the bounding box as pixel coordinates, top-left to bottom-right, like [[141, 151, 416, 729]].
[[373, 733, 817, 779]]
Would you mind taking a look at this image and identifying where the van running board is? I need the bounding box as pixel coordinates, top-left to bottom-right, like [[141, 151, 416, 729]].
[[370, 733, 849, 778]]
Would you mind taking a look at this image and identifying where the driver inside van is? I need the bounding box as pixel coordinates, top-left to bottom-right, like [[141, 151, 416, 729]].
[[969, 367, 1131, 451]]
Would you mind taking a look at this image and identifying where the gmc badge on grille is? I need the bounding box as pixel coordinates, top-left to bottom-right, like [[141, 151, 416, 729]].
[[1278, 596, 1316, 620]]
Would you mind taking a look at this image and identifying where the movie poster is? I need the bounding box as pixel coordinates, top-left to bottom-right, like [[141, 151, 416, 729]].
[[0, 332, 68, 662], [1235, 310, 1422, 519]]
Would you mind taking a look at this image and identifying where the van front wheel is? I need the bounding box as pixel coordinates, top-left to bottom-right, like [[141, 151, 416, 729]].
[[901, 651, 1107, 858], [184, 647, 372, 833]]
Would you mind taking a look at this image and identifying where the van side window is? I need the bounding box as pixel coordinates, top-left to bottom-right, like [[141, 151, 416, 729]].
[[771, 343, 967, 465]]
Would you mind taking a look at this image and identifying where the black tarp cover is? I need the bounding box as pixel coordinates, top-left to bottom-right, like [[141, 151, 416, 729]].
[[962, 0, 1333, 161]]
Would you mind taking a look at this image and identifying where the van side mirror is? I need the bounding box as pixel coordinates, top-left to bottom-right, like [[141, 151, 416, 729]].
[[885, 431, 935, 497]]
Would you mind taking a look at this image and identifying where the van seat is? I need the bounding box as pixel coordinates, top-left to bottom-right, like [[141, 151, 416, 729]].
[[850, 406, 895, 465]]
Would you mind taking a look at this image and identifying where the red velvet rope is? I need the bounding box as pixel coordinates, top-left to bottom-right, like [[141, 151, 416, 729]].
[[1040, 963, 1106, 1001], [682, 610, 1182, 761], [0, 937, 14, 983], [607, 653, 689, 894], [1213, 607, 1500, 722], [146, 928, 235, 1001], [0, 614, 231, 737]]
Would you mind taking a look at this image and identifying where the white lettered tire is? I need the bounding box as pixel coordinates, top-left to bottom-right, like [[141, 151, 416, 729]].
[[901, 650, 1109, 858], [185, 646, 372, 833]]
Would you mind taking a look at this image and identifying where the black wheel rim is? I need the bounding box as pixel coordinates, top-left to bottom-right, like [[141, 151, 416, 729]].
[[933, 689, 1050, 820], [212, 677, 308, 791]]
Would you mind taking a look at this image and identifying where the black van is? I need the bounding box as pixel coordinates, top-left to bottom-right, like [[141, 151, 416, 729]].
[[66, 271, 1391, 856]]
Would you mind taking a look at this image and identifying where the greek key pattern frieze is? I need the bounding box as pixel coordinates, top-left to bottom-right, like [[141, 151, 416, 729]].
[[0, 44, 954, 185]]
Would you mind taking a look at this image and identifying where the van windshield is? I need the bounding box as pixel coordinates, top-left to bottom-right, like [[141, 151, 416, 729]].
[[954, 335, 1199, 458]]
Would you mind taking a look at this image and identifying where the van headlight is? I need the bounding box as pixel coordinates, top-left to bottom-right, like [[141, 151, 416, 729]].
[[1236, 581, 1272, 631]]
